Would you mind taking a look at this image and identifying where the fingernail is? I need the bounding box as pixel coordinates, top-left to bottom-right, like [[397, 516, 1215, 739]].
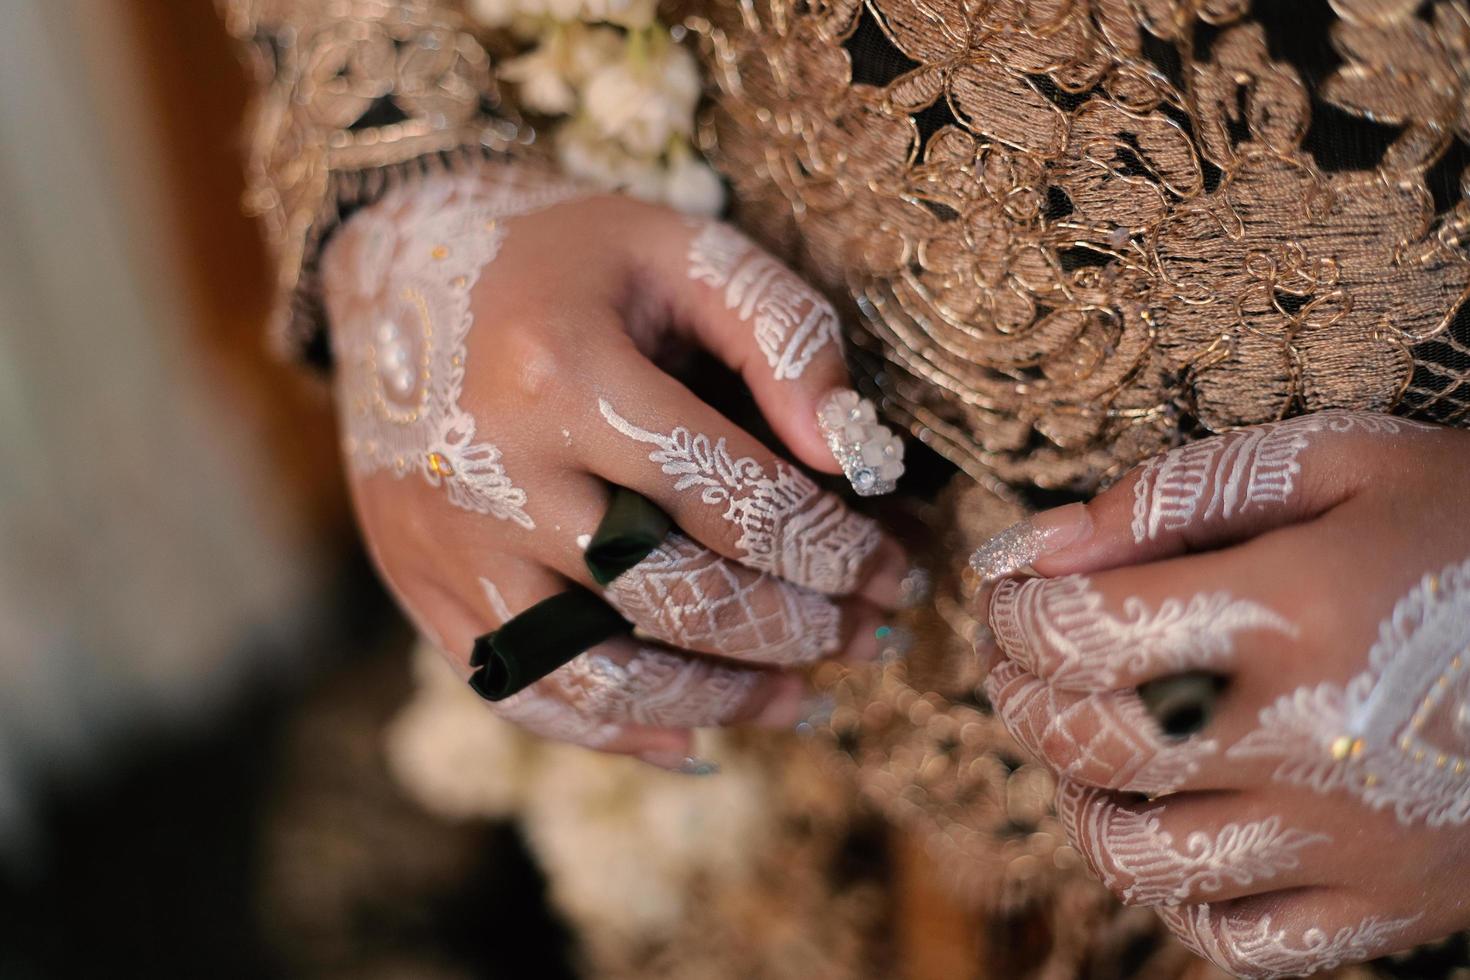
[[876, 624, 914, 663], [969, 503, 1092, 582], [750, 676, 807, 728], [794, 694, 835, 735], [638, 749, 722, 775], [897, 565, 932, 609], [677, 757, 721, 776], [816, 388, 904, 497]]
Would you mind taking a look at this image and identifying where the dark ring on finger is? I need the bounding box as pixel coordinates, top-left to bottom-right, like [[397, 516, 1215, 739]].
[[584, 487, 672, 585], [1137, 671, 1228, 739], [468, 587, 631, 701]]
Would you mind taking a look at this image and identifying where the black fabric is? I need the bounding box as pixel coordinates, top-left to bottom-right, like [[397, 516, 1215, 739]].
[[584, 488, 673, 585], [468, 588, 630, 701]]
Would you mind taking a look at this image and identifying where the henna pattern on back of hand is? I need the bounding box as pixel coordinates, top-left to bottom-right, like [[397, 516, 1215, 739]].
[[1229, 555, 1470, 826], [331, 170, 585, 528]]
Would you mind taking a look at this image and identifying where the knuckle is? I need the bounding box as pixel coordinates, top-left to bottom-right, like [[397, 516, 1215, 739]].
[[1038, 724, 1084, 773], [494, 327, 575, 403]]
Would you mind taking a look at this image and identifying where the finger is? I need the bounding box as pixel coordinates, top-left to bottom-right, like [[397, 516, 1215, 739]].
[[635, 214, 866, 477], [518, 477, 898, 667], [601, 531, 891, 667], [584, 365, 908, 604], [1055, 781, 1329, 909], [983, 660, 1219, 795], [427, 561, 706, 765], [970, 411, 1434, 583], [987, 555, 1296, 693], [1157, 891, 1426, 978], [541, 642, 809, 730]]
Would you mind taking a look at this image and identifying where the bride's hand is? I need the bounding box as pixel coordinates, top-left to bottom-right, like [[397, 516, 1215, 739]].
[[320, 164, 910, 771], [971, 411, 1470, 976]]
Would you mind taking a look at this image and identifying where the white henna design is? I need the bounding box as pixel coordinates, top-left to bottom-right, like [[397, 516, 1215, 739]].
[[986, 661, 1217, 795], [335, 171, 583, 528], [493, 687, 622, 748], [990, 575, 1295, 690], [478, 576, 515, 625], [687, 222, 842, 380], [605, 533, 841, 666], [1057, 781, 1327, 908], [1158, 904, 1420, 979], [549, 646, 760, 729], [599, 399, 881, 594], [1229, 556, 1470, 826], [1131, 411, 1430, 544]]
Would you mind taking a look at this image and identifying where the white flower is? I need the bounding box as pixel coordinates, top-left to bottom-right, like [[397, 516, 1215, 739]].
[[467, 0, 522, 28], [542, 0, 590, 20], [382, 647, 532, 821], [581, 0, 657, 28], [662, 141, 725, 216], [583, 36, 701, 157], [555, 117, 665, 199], [499, 22, 624, 115]]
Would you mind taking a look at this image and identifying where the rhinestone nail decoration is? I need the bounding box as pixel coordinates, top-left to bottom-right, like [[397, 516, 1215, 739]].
[[817, 389, 904, 497]]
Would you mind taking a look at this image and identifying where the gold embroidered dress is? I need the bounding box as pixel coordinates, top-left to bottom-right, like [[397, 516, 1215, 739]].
[[221, 1, 1470, 975]]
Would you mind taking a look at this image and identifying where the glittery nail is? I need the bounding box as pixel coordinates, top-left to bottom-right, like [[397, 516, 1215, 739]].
[[969, 503, 1091, 582], [816, 388, 904, 497]]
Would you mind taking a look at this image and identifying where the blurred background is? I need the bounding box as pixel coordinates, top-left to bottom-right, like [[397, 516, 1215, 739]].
[[0, 2, 572, 975]]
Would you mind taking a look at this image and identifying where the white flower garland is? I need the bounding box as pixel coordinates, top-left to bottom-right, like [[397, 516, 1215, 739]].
[[469, 0, 725, 216]]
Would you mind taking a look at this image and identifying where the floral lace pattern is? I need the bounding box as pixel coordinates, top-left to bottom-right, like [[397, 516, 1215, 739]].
[[221, 0, 522, 365], [692, 0, 1470, 487]]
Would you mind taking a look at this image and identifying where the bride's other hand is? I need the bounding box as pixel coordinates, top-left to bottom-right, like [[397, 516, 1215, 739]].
[[320, 164, 909, 771], [970, 411, 1470, 976]]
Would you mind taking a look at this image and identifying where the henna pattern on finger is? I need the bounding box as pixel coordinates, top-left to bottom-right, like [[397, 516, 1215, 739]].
[[475, 575, 620, 745], [990, 575, 1294, 690], [687, 222, 842, 381], [549, 646, 760, 728], [1056, 782, 1327, 908], [1229, 556, 1470, 826], [493, 686, 623, 748], [1157, 903, 1420, 979], [986, 661, 1217, 795], [334, 172, 584, 528], [599, 400, 882, 593], [604, 533, 841, 666], [1131, 411, 1431, 544]]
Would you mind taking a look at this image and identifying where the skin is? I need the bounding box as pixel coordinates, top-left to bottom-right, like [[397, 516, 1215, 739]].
[[978, 414, 1470, 972], [319, 174, 909, 769]]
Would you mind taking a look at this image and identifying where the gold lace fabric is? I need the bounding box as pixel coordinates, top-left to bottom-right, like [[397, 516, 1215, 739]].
[[220, 0, 525, 365], [692, 0, 1470, 488]]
